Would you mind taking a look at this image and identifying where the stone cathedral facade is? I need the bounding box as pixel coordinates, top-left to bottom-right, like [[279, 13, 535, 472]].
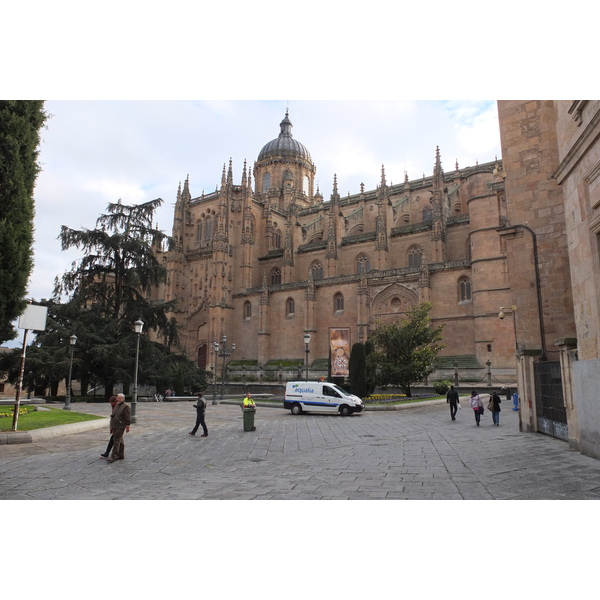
[[157, 111, 516, 381]]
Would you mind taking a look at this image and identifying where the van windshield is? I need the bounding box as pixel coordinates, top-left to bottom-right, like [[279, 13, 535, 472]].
[[330, 384, 347, 396]]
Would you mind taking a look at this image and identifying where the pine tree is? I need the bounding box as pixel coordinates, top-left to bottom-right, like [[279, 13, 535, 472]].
[[53, 200, 183, 397], [0, 100, 47, 342], [349, 342, 367, 398]]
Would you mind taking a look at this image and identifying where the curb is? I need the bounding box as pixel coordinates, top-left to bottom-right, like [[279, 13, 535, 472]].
[[366, 398, 447, 411], [224, 398, 451, 411], [0, 417, 109, 445]]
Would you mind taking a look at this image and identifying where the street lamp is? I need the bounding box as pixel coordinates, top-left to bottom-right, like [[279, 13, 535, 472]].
[[63, 335, 77, 410], [212, 341, 219, 405], [130, 319, 144, 424], [304, 333, 311, 381], [218, 335, 235, 403]]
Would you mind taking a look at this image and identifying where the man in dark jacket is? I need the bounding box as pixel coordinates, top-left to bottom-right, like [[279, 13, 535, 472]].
[[107, 393, 131, 463], [446, 385, 460, 420], [189, 393, 208, 437]]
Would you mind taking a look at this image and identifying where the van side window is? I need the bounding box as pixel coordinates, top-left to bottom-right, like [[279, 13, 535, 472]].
[[323, 386, 341, 398]]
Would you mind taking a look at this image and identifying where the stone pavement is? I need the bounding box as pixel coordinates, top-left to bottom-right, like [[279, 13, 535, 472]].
[[2, 398, 600, 500]]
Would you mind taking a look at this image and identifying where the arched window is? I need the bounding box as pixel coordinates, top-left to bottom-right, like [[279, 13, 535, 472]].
[[408, 245, 422, 268], [196, 222, 202, 241], [270, 268, 281, 285], [273, 229, 282, 249], [243, 301, 252, 320], [204, 218, 213, 241], [310, 261, 323, 280], [262, 172, 271, 192], [286, 298, 295, 316], [334, 292, 344, 312], [422, 206, 433, 222], [303, 175, 310, 195], [458, 276, 472, 302], [357, 254, 370, 274]]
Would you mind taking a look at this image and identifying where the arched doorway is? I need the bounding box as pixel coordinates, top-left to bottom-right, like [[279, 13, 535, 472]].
[[197, 344, 208, 369]]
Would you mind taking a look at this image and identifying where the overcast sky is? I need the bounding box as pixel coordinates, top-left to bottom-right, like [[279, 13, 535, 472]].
[[5, 1, 591, 350], [30, 99, 502, 301]]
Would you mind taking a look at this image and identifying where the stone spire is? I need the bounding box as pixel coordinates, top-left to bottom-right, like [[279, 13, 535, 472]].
[[375, 165, 389, 252]]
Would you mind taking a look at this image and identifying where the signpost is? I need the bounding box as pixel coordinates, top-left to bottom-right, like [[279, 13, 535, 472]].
[[11, 304, 48, 431]]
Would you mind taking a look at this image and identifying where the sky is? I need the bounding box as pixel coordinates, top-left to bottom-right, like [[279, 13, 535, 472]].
[[28, 99, 502, 307]]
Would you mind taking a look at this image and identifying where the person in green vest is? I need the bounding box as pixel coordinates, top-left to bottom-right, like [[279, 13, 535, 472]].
[[243, 392, 255, 408]]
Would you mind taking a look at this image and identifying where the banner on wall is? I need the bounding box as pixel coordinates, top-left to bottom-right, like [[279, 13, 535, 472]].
[[329, 327, 350, 378]]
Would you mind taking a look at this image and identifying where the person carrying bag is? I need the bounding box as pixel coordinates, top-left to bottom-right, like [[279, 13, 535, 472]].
[[469, 390, 484, 426]]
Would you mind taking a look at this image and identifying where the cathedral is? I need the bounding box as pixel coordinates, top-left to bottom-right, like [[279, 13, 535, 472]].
[[158, 110, 516, 382]]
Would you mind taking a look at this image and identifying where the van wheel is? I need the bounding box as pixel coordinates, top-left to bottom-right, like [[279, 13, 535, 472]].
[[340, 405, 350, 416], [291, 403, 302, 415]]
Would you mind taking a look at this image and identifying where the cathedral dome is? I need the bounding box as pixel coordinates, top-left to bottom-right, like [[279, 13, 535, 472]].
[[257, 111, 312, 163]]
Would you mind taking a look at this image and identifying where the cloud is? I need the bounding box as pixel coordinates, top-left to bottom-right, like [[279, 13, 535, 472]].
[[2, 100, 502, 347]]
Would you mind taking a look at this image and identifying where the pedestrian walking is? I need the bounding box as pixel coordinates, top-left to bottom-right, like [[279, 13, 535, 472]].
[[446, 385, 460, 420], [189, 392, 208, 437], [100, 395, 118, 459], [491, 391, 501, 426], [469, 390, 484, 426], [107, 393, 131, 463]]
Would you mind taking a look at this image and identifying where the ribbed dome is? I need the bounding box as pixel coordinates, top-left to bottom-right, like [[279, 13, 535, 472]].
[[257, 111, 312, 163]]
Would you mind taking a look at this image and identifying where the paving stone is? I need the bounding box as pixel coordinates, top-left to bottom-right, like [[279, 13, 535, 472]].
[[2, 401, 600, 500]]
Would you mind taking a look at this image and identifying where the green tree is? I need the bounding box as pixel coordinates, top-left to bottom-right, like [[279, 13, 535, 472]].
[[349, 342, 367, 398], [0, 100, 47, 343], [367, 302, 445, 396], [52, 199, 185, 397]]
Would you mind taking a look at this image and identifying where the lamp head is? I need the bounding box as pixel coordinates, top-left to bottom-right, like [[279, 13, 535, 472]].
[[69, 335, 77, 346], [134, 319, 144, 334], [304, 333, 311, 345]]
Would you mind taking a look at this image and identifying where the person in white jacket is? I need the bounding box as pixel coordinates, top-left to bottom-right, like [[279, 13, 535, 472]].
[[469, 390, 483, 426]]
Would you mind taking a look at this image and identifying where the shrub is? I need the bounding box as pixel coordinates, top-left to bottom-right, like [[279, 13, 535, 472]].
[[433, 379, 452, 395]]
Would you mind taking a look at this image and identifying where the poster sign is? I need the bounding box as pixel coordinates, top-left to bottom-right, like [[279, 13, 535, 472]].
[[329, 327, 350, 378]]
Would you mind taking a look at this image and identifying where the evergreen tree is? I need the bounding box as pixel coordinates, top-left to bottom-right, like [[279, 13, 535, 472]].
[[367, 302, 445, 396], [349, 342, 367, 398], [0, 100, 47, 342], [53, 200, 185, 397]]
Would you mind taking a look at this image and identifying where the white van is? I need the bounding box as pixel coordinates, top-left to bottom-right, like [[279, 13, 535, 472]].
[[284, 381, 364, 416]]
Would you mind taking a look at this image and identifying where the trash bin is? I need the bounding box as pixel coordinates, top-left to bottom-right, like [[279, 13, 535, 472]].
[[243, 407, 256, 431]]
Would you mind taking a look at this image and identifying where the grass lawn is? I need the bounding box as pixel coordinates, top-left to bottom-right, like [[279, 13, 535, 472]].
[[0, 405, 105, 432]]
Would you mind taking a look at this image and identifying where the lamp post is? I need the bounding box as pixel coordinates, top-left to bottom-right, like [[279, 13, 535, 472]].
[[130, 319, 144, 424], [212, 342, 219, 405], [304, 333, 311, 381], [63, 335, 77, 410], [218, 335, 235, 403]]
